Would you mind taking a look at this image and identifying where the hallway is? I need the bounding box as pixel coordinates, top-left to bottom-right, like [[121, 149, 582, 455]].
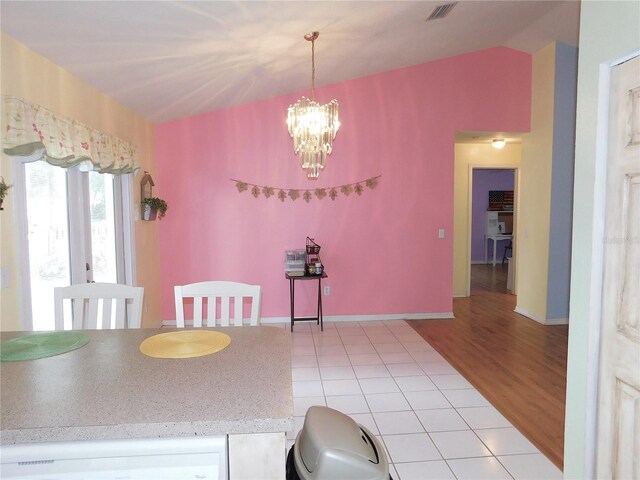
[[408, 265, 569, 468]]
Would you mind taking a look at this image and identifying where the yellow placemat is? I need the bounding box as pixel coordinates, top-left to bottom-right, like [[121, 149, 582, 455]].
[[140, 330, 231, 359]]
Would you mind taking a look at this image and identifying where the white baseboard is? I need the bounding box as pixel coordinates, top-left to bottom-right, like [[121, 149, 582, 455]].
[[452, 293, 468, 298], [514, 306, 543, 323], [542, 317, 569, 325], [471, 260, 489, 265], [513, 307, 569, 325], [162, 312, 455, 327], [318, 312, 455, 322]]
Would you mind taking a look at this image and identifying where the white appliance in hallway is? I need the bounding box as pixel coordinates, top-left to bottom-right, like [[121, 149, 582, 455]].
[[0, 436, 227, 479]]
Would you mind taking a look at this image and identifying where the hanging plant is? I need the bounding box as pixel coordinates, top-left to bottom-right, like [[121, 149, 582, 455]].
[[0, 177, 12, 210], [142, 197, 168, 221]]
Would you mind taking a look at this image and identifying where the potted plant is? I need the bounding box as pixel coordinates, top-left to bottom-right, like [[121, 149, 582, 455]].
[[0, 177, 12, 210], [141, 197, 168, 221]]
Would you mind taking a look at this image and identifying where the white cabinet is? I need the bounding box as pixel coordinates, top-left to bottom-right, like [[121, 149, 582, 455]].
[[486, 211, 513, 235], [1, 436, 228, 479]]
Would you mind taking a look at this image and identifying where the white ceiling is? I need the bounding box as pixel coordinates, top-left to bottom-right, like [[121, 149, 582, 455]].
[[0, 1, 581, 124]]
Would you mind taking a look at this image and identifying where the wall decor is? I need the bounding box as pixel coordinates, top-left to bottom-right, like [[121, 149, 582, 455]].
[[140, 171, 168, 220], [488, 190, 514, 210], [231, 176, 380, 203], [140, 171, 155, 201]]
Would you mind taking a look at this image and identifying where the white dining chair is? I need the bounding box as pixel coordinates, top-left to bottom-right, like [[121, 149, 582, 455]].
[[54, 283, 144, 330], [174, 281, 261, 328]]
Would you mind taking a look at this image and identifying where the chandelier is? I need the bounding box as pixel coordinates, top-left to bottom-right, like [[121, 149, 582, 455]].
[[287, 32, 339, 179]]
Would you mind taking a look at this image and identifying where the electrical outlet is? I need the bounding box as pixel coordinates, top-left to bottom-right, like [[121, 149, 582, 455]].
[[438, 228, 445, 239], [324, 286, 330, 296]]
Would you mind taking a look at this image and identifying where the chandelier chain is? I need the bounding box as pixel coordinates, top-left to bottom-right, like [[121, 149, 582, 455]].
[[310, 37, 316, 100]]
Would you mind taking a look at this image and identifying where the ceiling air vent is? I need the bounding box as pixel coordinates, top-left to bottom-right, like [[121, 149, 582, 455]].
[[426, 2, 457, 21]]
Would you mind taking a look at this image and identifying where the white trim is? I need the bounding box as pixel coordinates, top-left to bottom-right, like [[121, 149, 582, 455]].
[[320, 312, 455, 322], [514, 306, 568, 325], [470, 260, 511, 266], [11, 157, 32, 330], [119, 174, 137, 286], [544, 317, 569, 325], [259, 317, 296, 325], [112, 175, 125, 284], [514, 306, 543, 323], [161, 312, 455, 327], [67, 170, 89, 284], [452, 293, 467, 298]]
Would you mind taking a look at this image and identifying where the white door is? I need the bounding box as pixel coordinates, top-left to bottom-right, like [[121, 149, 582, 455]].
[[595, 55, 640, 479], [15, 159, 134, 331]]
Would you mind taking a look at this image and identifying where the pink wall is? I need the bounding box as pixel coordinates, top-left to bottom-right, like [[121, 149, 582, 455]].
[[155, 47, 531, 320]]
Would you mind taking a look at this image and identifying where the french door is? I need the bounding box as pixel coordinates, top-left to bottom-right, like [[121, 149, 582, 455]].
[[15, 159, 135, 331]]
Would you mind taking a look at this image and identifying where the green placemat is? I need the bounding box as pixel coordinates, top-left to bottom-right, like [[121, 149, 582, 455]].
[[0, 331, 90, 362]]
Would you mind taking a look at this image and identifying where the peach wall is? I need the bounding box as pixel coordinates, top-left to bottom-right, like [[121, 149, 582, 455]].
[[156, 47, 531, 321], [516, 44, 556, 322], [1, 33, 161, 330]]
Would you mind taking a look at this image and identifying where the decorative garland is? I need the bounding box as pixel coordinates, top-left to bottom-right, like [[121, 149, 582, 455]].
[[231, 175, 381, 202]]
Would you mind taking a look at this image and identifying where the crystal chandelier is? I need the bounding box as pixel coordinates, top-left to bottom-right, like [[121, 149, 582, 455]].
[[287, 32, 339, 179]]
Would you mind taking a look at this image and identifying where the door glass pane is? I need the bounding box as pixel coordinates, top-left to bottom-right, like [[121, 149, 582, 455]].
[[25, 161, 71, 331], [88, 172, 117, 283]]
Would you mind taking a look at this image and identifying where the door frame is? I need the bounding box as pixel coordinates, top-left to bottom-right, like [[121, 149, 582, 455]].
[[465, 164, 520, 296]]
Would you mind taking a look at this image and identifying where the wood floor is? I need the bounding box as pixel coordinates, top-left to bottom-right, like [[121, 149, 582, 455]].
[[408, 264, 568, 469]]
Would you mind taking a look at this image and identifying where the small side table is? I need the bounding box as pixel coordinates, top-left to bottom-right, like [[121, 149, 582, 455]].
[[484, 234, 512, 266], [285, 271, 327, 332]]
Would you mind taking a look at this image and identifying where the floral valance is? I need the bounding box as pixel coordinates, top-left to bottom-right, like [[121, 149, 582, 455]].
[[2, 96, 139, 174]]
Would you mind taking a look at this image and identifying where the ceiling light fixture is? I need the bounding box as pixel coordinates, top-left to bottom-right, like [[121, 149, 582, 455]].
[[287, 32, 339, 179], [491, 138, 506, 149]]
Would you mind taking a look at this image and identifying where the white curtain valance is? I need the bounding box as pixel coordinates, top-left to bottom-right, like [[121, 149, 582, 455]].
[[2, 96, 139, 174]]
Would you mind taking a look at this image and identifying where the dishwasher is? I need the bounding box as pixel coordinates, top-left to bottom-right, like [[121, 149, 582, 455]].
[[0, 435, 228, 479]]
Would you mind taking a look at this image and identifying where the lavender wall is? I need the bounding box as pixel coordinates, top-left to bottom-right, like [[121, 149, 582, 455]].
[[471, 169, 515, 262], [155, 47, 531, 321], [546, 42, 578, 319]]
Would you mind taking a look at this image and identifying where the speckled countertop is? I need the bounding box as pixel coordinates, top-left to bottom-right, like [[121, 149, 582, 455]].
[[0, 326, 293, 444]]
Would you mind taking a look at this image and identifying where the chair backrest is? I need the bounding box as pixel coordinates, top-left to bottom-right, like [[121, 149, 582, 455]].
[[54, 283, 144, 330], [174, 281, 261, 328]]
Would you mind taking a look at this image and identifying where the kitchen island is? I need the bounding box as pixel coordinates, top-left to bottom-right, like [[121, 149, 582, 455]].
[[0, 326, 293, 479]]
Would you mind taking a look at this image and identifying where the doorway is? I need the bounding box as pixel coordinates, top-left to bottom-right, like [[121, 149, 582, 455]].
[[470, 168, 516, 294], [13, 159, 135, 331], [465, 165, 519, 296]]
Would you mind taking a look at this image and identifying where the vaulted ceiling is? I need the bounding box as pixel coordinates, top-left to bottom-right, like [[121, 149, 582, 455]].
[[1, 1, 580, 123]]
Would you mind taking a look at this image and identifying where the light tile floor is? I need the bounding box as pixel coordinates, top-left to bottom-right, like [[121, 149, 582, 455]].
[[274, 320, 562, 480]]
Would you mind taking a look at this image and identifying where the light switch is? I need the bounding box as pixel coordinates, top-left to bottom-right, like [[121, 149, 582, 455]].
[[0, 267, 8, 288], [438, 228, 445, 239]]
